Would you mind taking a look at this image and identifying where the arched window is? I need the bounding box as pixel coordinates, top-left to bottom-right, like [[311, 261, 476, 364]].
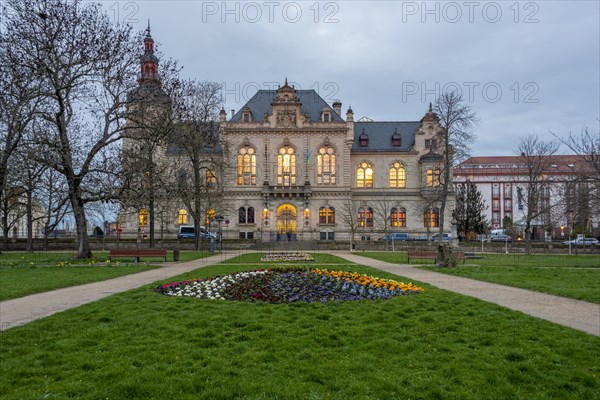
[[237, 147, 256, 186], [247, 207, 255, 224], [318, 206, 335, 224], [426, 168, 441, 187], [389, 162, 406, 188], [424, 208, 440, 227], [238, 207, 246, 224], [277, 146, 296, 186], [357, 162, 374, 188], [390, 207, 406, 227], [317, 146, 336, 185], [138, 208, 148, 226], [177, 209, 188, 225], [358, 207, 374, 227]]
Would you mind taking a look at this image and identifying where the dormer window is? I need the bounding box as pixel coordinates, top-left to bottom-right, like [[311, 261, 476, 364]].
[[391, 128, 401, 147], [359, 129, 369, 147], [321, 106, 331, 122], [242, 107, 252, 122]]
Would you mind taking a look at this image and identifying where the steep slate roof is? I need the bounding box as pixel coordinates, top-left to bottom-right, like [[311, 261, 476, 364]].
[[230, 90, 345, 122], [352, 121, 421, 152]]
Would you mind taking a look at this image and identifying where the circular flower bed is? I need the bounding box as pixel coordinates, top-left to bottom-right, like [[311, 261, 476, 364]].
[[156, 267, 424, 303], [260, 252, 315, 262]]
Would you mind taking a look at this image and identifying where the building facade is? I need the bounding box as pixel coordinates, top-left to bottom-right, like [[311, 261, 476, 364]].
[[119, 30, 455, 241], [454, 155, 599, 240]]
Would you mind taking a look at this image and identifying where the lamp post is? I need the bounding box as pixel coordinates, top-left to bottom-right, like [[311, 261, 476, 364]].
[[215, 214, 224, 251]]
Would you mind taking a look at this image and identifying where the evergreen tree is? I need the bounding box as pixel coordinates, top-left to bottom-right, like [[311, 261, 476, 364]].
[[454, 180, 488, 239]]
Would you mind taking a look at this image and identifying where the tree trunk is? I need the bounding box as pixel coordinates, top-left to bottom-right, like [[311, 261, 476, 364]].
[[524, 224, 532, 254], [149, 194, 155, 248], [26, 191, 33, 252], [69, 187, 92, 259]]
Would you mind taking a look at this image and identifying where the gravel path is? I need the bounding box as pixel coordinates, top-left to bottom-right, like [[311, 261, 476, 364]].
[[0, 252, 239, 331], [335, 252, 600, 336]]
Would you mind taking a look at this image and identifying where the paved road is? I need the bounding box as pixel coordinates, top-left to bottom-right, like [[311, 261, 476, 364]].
[[1, 251, 598, 336], [0, 252, 239, 331], [335, 252, 600, 336]]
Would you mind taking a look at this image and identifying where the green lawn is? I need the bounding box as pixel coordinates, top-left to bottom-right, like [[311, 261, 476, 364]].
[[1, 262, 598, 399], [358, 252, 600, 303], [0, 251, 211, 301]]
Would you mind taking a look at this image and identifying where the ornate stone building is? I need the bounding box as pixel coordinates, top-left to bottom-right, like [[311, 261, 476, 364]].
[[120, 29, 455, 242]]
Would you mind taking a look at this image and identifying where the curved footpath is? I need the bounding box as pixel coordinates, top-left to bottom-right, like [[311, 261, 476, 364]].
[[0, 252, 240, 331], [336, 252, 600, 336], [1, 251, 598, 336]]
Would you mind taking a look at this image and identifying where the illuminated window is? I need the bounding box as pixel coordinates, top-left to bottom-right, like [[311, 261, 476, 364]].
[[277, 146, 296, 186], [177, 209, 187, 225], [205, 208, 215, 226], [206, 169, 217, 189], [318, 206, 335, 224], [138, 208, 149, 226], [357, 162, 374, 188], [237, 147, 256, 186], [426, 168, 441, 187], [358, 207, 374, 227], [317, 146, 336, 185], [389, 162, 406, 188], [391, 207, 406, 227], [423, 208, 439, 228]]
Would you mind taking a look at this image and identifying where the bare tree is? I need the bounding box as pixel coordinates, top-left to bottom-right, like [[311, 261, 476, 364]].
[[6, 0, 140, 258], [514, 134, 560, 253], [371, 194, 395, 251], [36, 168, 70, 250], [338, 197, 361, 251], [0, 11, 42, 251], [432, 92, 477, 264], [553, 127, 600, 218], [170, 80, 227, 251]]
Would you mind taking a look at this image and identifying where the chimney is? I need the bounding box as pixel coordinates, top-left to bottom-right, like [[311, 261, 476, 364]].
[[231, 109, 235, 119], [332, 101, 342, 116]]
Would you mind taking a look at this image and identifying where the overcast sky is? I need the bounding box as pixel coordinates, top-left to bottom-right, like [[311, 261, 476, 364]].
[[114, 0, 599, 156]]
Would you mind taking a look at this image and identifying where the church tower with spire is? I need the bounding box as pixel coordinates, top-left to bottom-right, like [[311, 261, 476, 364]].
[[140, 21, 159, 85]]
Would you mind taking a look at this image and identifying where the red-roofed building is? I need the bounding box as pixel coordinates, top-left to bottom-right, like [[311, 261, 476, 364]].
[[454, 155, 598, 240]]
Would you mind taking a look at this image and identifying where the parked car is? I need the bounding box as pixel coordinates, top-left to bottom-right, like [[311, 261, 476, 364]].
[[562, 237, 599, 246], [430, 233, 451, 241], [490, 234, 512, 243], [412, 235, 429, 241], [177, 225, 216, 239], [378, 233, 410, 241]]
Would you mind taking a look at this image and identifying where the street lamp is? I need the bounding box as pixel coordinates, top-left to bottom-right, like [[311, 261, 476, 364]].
[[215, 214, 224, 251]]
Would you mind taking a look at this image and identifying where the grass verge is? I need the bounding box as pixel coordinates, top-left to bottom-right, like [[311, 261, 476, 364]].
[[0, 251, 210, 301], [358, 252, 600, 303], [1, 262, 598, 399]]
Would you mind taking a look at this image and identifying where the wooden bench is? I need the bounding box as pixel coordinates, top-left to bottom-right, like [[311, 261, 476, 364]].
[[407, 249, 466, 264], [108, 249, 167, 262], [407, 249, 438, 263]]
